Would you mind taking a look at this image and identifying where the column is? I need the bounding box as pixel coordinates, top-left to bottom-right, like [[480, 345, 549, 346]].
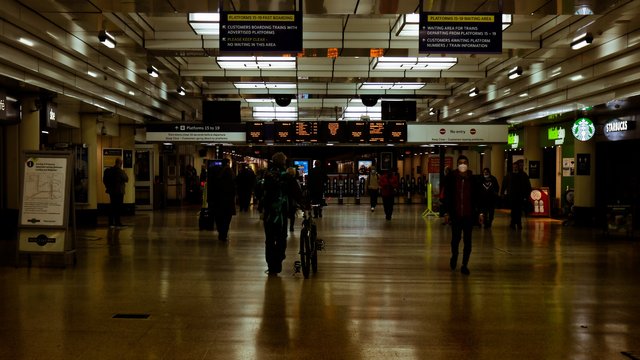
[[523, 127, 542, 188]]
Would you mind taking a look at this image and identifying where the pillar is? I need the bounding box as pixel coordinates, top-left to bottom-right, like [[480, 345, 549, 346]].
[[523, 127, 543, 188]]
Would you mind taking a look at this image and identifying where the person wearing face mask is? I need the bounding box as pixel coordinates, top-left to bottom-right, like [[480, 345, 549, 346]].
[[442, 155, 483, 275], [479, 168, 500, 229]]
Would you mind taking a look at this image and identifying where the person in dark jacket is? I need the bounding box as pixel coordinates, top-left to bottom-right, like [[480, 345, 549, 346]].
[[207, 158, 236, 241], [478, 167, 500, 229], [236, 163, 256, 212], [442, 155, 483, 275], [379, 170, 399, 220], [261, 152, 302, 275], [103, 158, 128, 228], [306, 160, 328, 218], [501, 160, 532, 230]]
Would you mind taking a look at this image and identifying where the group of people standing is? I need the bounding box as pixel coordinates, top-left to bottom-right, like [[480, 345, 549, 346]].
[[441, 156, 532, 275]]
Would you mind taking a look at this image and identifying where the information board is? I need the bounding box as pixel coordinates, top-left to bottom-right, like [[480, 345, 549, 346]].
[[323, 121, 346, 143], [145, 123, 246, 143], [419, 12, 502, 54], [368, 121, 386, 143], [348, 121, 368, 143], [246, 122, 266, 143], [274, 121, 295, 143], [386, 121, 407, 143], [220, 11, 303, 52], [295, 121, 319, 143]]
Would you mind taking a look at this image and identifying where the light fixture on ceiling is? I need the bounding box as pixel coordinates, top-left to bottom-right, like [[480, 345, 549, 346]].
[[429, 108, 435, 116], [234, 82, 296, 89], [147, 65, 159, 78], [508, 66, 523, 79], [468, 87, 479, 97], [372, 57, 457, 70], [188, 13, 220, 35], [177, 86, 186, 96], [360, 82, 425, 90], [571, 32, 593, 50], [98, 30, 116, 48], [217, 56, 296, 70]]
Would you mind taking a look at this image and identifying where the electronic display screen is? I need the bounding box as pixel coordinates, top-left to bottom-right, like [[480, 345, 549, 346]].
[[274, 121, 295, 143], [246, 121, 265, 143], [322, 121, 345, 143], [293, 160, 309, 176], [357, 160, 373, 174], [348, 121, 368, 143], [295, 121, 319, 143], [368, 121, 386, 143], [386, 121, 407, 143]]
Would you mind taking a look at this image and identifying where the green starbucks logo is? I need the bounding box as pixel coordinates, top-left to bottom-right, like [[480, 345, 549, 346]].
[[572, 118, 595, 141]]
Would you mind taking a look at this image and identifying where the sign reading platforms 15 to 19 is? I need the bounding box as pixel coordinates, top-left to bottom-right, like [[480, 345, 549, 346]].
[[220, 11, 302, 53]]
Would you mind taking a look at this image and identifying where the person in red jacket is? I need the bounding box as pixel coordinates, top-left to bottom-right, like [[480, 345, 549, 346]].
[[442, 155, 483, 275], [379, 170, 399, 220]]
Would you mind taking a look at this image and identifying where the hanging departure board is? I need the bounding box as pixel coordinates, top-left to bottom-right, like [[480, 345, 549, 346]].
[[322, 121, 346, 143], [274, 121, 295, 143], [386, 121, 407, 143], [368, 121, 386, 143], [246, 121, 266, 143], [348, 121, 368, 143], [295, 121, 320, 143]]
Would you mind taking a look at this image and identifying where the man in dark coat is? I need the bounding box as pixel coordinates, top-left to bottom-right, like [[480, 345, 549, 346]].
[[442, 155, 483, 275], [306, 160, 328, 218], [103, 158, 128, 228], [207, 159, 236, 241], [501, 160, 532, 230], [236, 164, 256, 212], [478, 168, 500, 229]]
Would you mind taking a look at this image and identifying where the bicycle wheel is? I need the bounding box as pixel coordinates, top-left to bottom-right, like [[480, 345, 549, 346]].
[[299, 228, 311, 278], [310, 225, 318, 273]]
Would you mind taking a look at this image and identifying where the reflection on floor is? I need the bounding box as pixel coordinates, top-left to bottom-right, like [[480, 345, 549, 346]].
[[1, 204, 640, 359]]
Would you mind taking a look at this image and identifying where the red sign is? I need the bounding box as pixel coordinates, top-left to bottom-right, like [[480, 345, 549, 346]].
[[439, 128, 446, 135], [470, 128, 477, 135], [528, 187, 550, 217], [427, 156, 453, 173]]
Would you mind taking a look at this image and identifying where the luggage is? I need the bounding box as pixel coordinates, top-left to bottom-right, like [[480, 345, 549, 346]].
[[199, 208, 214, 230]]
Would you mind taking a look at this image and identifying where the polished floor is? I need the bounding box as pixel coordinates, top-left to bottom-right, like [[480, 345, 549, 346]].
[[1, 202, 640, 359]]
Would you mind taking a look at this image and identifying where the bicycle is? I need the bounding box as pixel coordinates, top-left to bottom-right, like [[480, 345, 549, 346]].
[[295, 204, 324, 278]]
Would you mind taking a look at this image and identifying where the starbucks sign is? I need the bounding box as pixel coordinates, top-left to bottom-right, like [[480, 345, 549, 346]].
[[572, 117, 595, 141]]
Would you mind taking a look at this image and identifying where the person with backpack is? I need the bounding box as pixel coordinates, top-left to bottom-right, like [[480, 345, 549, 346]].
[[260, 152, 302, 275], [103, 158, 128, 229], [365, 166, 380, 212], [207, 158, 236, 241]]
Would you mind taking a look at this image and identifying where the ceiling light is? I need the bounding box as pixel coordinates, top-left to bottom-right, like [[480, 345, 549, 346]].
[[508, 66, 523, 79], [147, 65, 159, 77], [18, 37, 34, 47], [98, 30, 116, 48], [519, 93, 528, 97], [429, 108, 435, 116], [177, 86, 186, 96], [571, 32, 593, 50], [570, 74, 584, 81], [502, 14, 513, 31], [217, 56, 296, 70], [373, 57, 457, 70], [468, 87, 479, 97], [234, 82, 296, 89], [360, 82, 425, 90], [188, 13, 220, 35], [87, 71, 99, 78]]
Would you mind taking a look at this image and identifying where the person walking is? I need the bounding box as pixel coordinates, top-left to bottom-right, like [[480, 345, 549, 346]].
[[236, 163, 256, 212], [379, 170, 399, 220], [306, 160, 328, 218], [103, 158, 128, 229], [501, 160, 532, 230], [365, 166, 380, 212], [260, 152, 302, 275], [442, 155, 483, 275], [207, 158, 236, 241], [479, 167, 500, 229]]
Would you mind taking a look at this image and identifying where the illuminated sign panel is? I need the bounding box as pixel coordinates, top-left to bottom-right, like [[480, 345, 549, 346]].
[[274, 121, 295, 143], [348, 121, 368, 143], [368, 121, 386, 143], [295, 121, 319, 143]]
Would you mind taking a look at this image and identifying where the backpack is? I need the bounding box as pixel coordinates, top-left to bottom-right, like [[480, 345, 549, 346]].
[[262, 167, 290, 225], [368, 173, 379, 189]]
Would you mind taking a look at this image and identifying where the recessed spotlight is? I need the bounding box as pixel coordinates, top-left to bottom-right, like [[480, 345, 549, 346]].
[[147, 65, 159, 77]]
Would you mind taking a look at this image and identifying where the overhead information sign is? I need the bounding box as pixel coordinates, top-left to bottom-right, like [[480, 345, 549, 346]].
[[145, 123, 245, 143], [407, 124, 508, 143], [419, 12, 502, 54], [296, 121, 319, 143], [220, 11, 303, 52]]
